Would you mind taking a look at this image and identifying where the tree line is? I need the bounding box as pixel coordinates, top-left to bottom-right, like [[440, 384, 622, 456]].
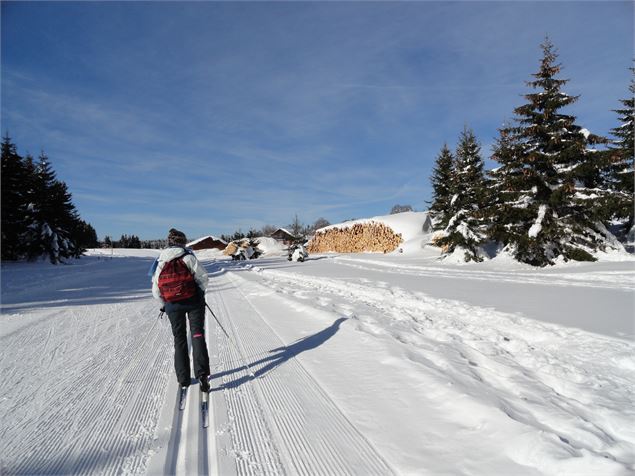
[[1, 136, 98, 263], [220, 216, 332, 244], [428, 39, 633, 266]]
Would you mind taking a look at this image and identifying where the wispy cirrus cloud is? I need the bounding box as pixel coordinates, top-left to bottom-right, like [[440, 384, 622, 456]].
[[2, 1, 631, 239]]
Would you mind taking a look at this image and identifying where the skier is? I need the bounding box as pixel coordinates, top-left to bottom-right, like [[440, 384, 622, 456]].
[[152, 228, 211, 393]]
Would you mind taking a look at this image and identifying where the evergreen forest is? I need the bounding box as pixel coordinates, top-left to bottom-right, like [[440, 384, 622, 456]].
[[429, 39, 633, 266], [1, 136, 97, 263]]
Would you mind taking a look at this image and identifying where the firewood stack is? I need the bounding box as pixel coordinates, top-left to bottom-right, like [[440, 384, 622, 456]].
[[307, 222, 403, 253], [223, 242, 239, 256]]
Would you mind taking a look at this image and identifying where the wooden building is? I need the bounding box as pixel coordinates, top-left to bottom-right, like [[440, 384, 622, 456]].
[[270, 228, 297, 245], [187, 235, 227, 251]]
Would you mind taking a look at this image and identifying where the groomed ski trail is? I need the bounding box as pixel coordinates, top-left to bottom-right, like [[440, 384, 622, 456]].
[[206, 266, 395, 476], [0, 261, 176, 475]]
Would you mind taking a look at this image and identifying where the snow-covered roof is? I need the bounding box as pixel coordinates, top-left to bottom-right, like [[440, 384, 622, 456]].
[[271, 228, 295, 238], [187, 235, 227, 247]]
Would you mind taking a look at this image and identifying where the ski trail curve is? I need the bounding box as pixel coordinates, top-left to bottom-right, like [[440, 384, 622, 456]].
[[207, 269, 395, 476]]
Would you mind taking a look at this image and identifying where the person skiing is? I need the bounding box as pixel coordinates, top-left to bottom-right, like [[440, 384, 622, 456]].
[[152, 228, 211, 393]]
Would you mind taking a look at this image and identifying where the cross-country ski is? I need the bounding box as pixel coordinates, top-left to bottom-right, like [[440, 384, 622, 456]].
[[200, 390, 209, 429], [179, 387, 188, 411]]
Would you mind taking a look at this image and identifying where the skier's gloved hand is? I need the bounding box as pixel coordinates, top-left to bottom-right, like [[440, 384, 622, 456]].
[[160, 306, 165, 313]]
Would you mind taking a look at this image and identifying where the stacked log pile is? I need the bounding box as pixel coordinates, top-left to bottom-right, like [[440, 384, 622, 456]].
[[223, 242, 239, 256], [223, 239, 262, 258], [307, 222, 402, 254]]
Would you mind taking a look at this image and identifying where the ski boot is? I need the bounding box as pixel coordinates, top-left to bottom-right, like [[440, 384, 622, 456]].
[[199, 375, 210, 393]]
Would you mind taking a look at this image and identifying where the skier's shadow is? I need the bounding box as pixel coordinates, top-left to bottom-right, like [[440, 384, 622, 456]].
[[211, 317, 348, 390]]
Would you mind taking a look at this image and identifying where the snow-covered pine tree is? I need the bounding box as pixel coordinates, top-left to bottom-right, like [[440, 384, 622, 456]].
[[24, 153, 81, 263], [489, 38, 620, 266], [488, 124, 525, 245], [1, 135, 29, 260], [606, 67, 634, 239], [74, 220, 99, 249], [436, 127, 488, 262], [429, 144, 455, 229]]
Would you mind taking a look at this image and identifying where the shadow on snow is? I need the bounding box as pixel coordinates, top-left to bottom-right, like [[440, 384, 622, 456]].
[[211, 317, 348, 390], [0, 255, 157, 313]]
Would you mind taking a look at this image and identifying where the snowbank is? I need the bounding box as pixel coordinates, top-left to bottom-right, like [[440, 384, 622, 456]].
[[255, 236, 287, 256], [85, 248, 160, 259], [193, 248, 227, 261]]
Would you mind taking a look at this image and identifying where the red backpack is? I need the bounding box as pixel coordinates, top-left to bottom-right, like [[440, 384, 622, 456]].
[[158, 256, 197, 302]]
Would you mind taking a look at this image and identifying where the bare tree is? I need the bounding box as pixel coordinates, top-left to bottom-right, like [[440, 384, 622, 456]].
[[305, 217, 330, 236], [288, 214, 304, 238], [390, 204, 413, 214], [312, 217, 330, 230], [261, 224, 278, 236]]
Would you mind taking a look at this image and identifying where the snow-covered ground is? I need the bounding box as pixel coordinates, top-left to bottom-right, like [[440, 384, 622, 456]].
[[1, 247, 633, 475]]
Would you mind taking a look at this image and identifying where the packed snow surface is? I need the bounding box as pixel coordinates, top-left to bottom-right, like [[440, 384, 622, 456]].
[[1, 246, 633, 475]]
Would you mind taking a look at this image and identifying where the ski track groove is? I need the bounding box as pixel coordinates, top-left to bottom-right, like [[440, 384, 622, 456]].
[[229, 270, 394, 475], [163, 318, 211, 476], [212, 286, 285, 475], [228, 299, 335, 476], [209, 266, 394, 476]]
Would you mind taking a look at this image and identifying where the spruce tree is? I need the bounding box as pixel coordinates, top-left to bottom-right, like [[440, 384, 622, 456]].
[[436, 128, 488, 262], [489, 125, 525, 245], [606, 67, 635, 238], [75, 220, 99, 249], [24, 153, 81, 263], [1, 135, 28, 260], [489, 39, 619, 266], [429, 144, 455, 229]]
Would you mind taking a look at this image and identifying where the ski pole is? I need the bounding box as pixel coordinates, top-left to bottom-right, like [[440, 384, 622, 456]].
[[204, 302, 231, 339], [204, 301, 255, 378]]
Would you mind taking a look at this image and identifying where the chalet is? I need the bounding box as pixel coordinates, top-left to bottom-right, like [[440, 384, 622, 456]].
[[270, 228, 297, 245], [187, 235, 227, 251]]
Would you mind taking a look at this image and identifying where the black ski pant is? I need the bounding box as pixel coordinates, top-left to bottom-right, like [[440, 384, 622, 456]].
[[167, 304, 210, 387]]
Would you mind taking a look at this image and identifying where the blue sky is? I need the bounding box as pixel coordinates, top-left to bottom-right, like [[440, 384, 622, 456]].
[[2, 1, 632, 240]]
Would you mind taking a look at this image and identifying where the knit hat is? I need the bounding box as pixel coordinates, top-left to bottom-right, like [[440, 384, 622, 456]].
[[167, 228, 187, 247]]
